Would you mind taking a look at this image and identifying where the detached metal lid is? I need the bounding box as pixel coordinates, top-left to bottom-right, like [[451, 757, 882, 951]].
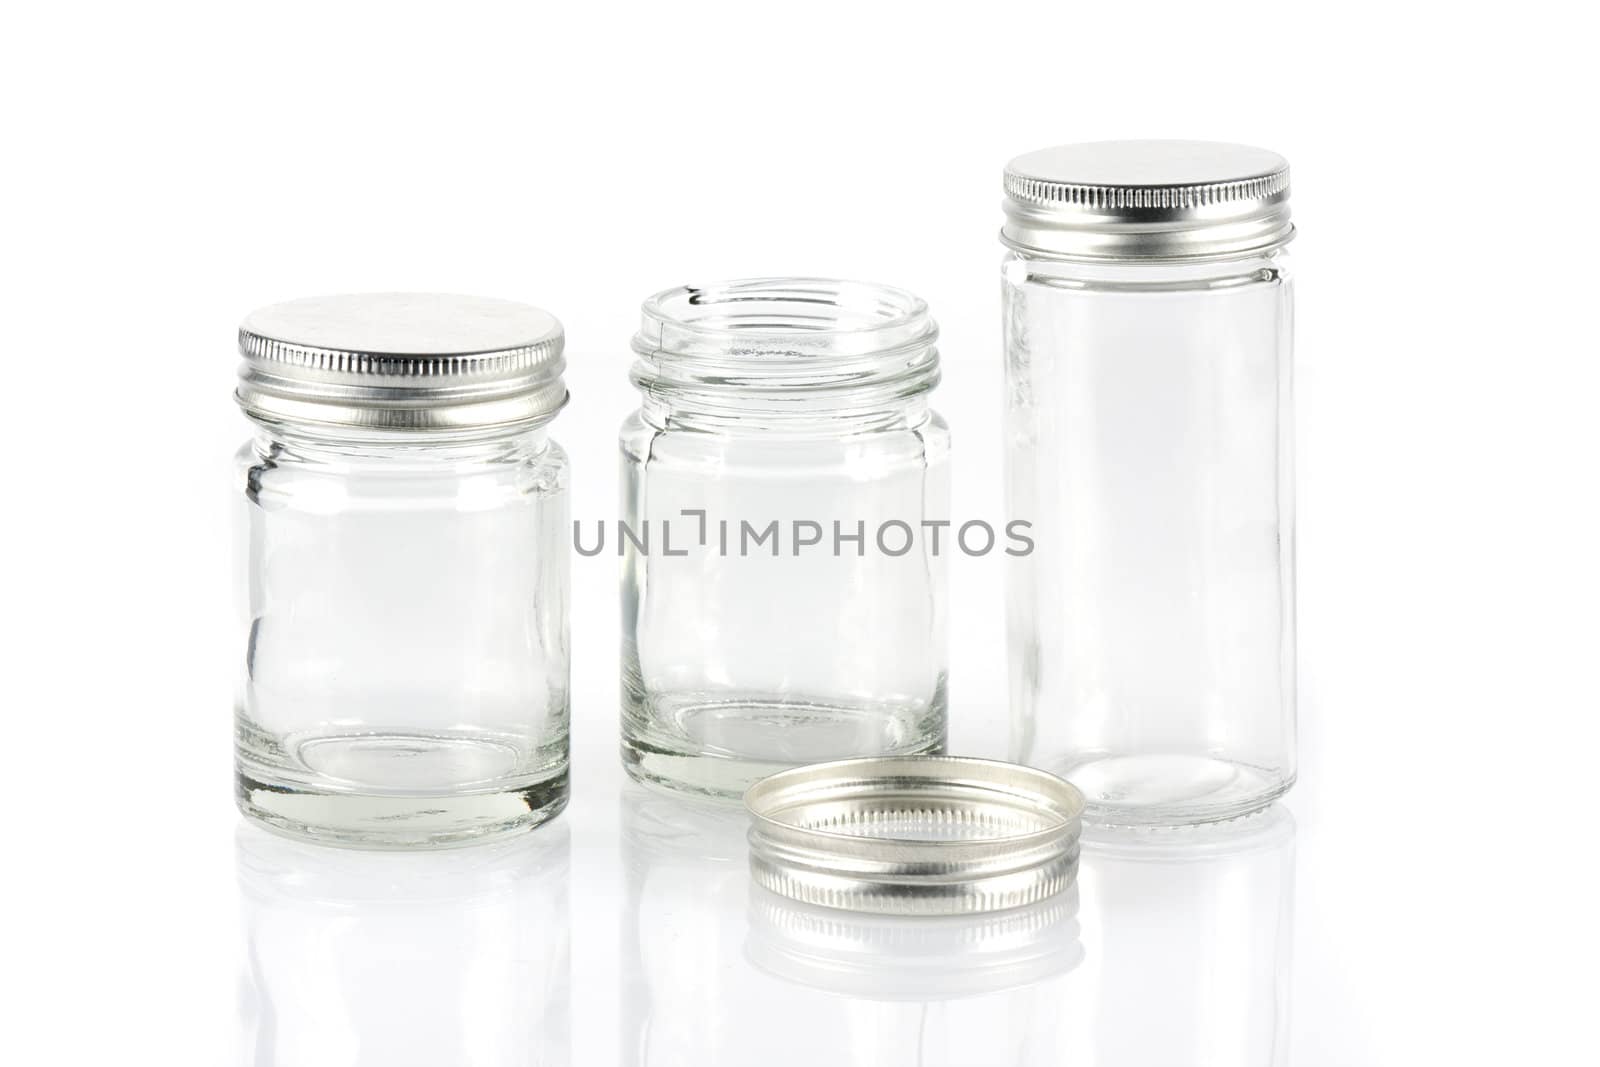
[[236, 293, 568, 432], [744, 756, 1084, 916], [1003, 140, 1293, 261]]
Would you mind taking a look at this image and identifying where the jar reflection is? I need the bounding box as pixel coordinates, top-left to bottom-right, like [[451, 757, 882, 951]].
[[237, 823, 571, 1067], [1068, 805, 1297, 1066], [620, 786, 748, 1066], [621, 786, 1081, 1066]]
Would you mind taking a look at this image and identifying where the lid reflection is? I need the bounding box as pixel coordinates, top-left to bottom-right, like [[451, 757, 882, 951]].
[[746, 885, 1083, 1000]]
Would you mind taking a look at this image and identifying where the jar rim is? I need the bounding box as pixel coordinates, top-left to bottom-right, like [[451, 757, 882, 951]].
[[637, 278, 933, 355], [631, 278, 940, 409]]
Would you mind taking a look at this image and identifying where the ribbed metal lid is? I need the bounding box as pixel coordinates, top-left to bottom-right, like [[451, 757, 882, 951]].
[[1002, 140, 1293, 261], [744, 756, 1083, 916], [236, 293, 568, 432]]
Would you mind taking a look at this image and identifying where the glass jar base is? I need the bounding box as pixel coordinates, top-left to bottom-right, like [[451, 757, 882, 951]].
[[236, 756, 568, 849], [621, 699, 944, 801], [237, 773, 568, 848], [1061, 754, 1292, 827], [236, 724, 569, 848]]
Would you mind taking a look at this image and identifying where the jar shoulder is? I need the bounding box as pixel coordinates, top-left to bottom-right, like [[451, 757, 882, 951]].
[[1002, 248, 1293, 291], [237, 431, 568, 509], [620, 410, 948, 471]]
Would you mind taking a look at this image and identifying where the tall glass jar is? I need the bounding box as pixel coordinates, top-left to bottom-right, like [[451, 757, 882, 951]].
[[1001, 142, 1296, 825], [619, 278, 949, 798], [234, 293, 570, 848]]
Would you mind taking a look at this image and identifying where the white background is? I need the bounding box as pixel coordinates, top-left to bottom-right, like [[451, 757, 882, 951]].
[[3, 2, 1596, 1064]]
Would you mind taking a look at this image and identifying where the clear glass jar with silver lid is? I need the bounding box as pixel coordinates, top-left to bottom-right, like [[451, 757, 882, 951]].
[[1001, 142, 1296, 825], [234, 293, 570, 847], [619, 278, 950, 798]]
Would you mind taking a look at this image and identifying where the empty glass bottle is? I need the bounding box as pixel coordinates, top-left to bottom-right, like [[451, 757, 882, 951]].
[[1001, 142, 1297, 825], [234, 293, 570, 847], [620, 279, 949, 798]]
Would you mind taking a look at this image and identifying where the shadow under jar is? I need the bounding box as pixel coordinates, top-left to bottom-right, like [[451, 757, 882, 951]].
[[1001, 142, 1297, 826], [620, 279, 949, 799], [234, 294, 571, 848]]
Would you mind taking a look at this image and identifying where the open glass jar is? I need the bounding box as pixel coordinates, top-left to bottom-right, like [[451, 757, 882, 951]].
[[619, 279, 949, 798], [234, 293, 570, 847]]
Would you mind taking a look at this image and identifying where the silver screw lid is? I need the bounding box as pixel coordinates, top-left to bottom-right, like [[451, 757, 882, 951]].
[[1002, 140, 1293, 261], [744, 756, 1084, 916], [236, 293, 568, 432]]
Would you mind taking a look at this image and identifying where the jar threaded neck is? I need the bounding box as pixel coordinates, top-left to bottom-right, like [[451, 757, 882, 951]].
[[630, 279, 939, 421]]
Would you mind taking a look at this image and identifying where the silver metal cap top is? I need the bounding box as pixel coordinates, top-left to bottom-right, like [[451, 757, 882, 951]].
[[744, 756, 1084, 916], [1002, 140, 1292, 261], [236, 293, 568, 432]]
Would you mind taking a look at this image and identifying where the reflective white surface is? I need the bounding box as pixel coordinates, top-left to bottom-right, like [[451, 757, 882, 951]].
[[622, 787, 1085, 1066], [237, 823, 570, 1065], [4, 3, 1596, 1064], [13, 718, 1590, 1065], [228, 768, 1296, 1067]]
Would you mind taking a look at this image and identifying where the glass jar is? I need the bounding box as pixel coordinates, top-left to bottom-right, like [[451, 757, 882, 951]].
[[619, 278, 949, 798], [234, 293, 570, 848], [1001, 142, 1296, 825]]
